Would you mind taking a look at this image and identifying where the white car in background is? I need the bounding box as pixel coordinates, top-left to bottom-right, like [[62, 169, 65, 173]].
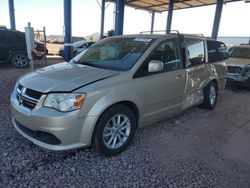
[[58, 41, 95, 57], [226, 45, 250, 88]]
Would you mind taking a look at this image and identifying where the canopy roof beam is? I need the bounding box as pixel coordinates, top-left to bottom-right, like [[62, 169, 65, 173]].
[[115, 0, 125, 35], [150, 11, 155, 34], [100, 0, 106, 39], [8, 0, 16, 30], [64, 0, 72, 62], [166, 0, 174, 33], [211, 0, 223, 39]]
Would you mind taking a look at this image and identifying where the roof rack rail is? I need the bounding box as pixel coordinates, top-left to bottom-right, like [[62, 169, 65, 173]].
[[140, 30, 204, 37], [140, 30, 180, 34], [181, 33, 205, 37]]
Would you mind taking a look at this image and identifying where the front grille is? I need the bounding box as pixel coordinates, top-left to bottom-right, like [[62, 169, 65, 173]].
[[16, 84, 42, 110], [227, 66, 243, 74], [15, 119, 61, 145]]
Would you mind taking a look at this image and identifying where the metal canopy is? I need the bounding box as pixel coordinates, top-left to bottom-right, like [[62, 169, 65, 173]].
[[108, 0, 241, 12]]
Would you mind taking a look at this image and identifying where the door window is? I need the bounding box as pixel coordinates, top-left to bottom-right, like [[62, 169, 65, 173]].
[[186, 39, 205, 67], [149, 40, 183, 72]]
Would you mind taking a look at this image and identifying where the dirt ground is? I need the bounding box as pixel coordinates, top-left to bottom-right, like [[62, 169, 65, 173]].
[[147, 87, 250, 185], [0, 60, 250, 187]]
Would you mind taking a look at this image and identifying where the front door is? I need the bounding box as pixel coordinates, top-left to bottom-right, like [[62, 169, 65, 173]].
[[143, 39, 186, 123]]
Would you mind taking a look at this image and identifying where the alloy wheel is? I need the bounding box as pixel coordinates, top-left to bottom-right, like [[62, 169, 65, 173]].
[[103, 114, 131, 149], [11, 53, 28, 68], [209, 85, 216, 106]]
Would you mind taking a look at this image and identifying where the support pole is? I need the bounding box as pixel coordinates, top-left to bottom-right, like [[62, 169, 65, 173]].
[[8, 0, 16, 30], [64, 0, 72, 62], [115, 0, 125, 35], [166, 0, 174, 33], [150, 12, 155, 34], [211, 0, 223, 39], [100, 0, 106, 39]]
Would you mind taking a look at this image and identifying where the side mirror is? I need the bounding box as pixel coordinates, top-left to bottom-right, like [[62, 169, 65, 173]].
[[148, 60, 164, 73]]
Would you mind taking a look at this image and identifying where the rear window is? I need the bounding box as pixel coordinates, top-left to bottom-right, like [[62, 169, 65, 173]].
[[186, 39, 205, 66], [207, 40, 228, 62], [0, 31, 25, 45]]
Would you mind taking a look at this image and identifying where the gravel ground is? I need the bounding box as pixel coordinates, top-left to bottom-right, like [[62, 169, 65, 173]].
[[1, 62, 250, 187]]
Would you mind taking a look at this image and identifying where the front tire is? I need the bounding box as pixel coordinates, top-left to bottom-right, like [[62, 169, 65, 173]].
[[10, 53, 29, 68], [201, 81, 218, 110], [92, 104, 136, 156]]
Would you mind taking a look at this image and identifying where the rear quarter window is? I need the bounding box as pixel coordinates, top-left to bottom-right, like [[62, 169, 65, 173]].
[[185, 39, 205, 66], [207, 40, 228, 62]]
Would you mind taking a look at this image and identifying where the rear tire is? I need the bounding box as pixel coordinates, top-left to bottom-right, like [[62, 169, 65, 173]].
[[10, 53, 29, 68], [92, 104, 136, 156], [201, 81, 218, 110]]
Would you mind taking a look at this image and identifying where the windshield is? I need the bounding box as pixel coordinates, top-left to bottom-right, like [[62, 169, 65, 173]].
[[72, 37, 154, 71], [229, 47, 250, 59]]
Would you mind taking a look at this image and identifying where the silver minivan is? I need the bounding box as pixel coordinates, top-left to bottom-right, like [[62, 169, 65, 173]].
[[11, 34, 227, 156]]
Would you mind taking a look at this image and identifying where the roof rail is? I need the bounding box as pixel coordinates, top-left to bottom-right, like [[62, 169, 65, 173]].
[[140, 30, 180, 34], [140, 30, 205, 38]]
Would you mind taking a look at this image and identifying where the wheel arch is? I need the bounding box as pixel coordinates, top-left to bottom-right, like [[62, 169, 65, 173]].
[[93, 100, 140, 130], [90, 100, 140, 149]]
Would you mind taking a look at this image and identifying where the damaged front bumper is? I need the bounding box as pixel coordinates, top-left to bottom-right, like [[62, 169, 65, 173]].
[[226, 65, 250, 83], [226, 73, 248, 82]]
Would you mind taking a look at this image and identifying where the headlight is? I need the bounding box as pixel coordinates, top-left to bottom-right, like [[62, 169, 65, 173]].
[[43, 93, 86, 112]]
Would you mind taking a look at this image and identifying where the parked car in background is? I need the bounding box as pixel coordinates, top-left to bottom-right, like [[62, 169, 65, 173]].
[[58, 41, 95, 57], [226, 45, 250, 87], [11, 33, 227, 156], [74, 41, 96, 56], [0, 29, 47, 68]]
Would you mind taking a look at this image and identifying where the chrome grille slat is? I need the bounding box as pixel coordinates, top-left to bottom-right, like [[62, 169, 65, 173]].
[[15, 84, 42, 110], [21, 93, 39, 103], [227, 66, 243, 74]]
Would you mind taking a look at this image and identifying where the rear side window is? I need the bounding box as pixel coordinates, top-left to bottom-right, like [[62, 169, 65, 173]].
[[186, 39, 205, 66], [207, 40, 228, 62]]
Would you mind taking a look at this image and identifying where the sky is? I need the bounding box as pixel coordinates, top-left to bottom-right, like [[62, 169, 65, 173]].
[[0, 0, 249, 37]]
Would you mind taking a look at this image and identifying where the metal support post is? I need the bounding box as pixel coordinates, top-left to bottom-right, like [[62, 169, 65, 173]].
[[43, 26, 47, 66], [115, 0, 125, 35], [166, 0, 174, 33], [150, 12, 155, 34], [100, 0, 106, 39], [9, 0, 16, 30], [211, 0, 223, 39], [64, 0, 72, 62]]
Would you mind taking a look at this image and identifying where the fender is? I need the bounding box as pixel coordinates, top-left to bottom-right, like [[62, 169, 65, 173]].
[[79, 92, 143, 146]]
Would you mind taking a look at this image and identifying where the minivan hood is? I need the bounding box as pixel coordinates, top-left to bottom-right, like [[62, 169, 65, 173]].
[[19, 62, 119, 93]]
